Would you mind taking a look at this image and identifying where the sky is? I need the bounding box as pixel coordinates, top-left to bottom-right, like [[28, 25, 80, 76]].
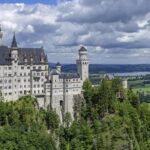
[[0, 0, 56, 4], [0, 0, 150, 64]]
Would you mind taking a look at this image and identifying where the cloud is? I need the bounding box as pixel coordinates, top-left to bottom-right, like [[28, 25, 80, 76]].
[[58, 0, 150, 23], [0, 0, 150, 64]]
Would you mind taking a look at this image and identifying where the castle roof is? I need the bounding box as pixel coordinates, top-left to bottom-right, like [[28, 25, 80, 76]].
[[0, 46, 11, 65], [0, 33, 48, 65], [56, 62, 61, 66], [0, 46, 48, 65], [79, 46, 87, 52], [18, 47, 47, 65]]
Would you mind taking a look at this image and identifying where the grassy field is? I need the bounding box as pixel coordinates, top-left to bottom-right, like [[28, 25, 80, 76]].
[[133, 87, 150, 93], [129, 79, 150, 93]]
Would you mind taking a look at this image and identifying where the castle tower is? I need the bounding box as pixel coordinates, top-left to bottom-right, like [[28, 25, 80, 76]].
[[0, 25, 3, 46], [11, 33, 19, 100], [11, 33, 18, 62], [56, 62, 61, 74], [76, 46, 89, 82], [122, 77, 128, 89]]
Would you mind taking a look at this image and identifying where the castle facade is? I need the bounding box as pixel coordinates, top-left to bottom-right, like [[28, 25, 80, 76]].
[[0, 28, 89, 121]]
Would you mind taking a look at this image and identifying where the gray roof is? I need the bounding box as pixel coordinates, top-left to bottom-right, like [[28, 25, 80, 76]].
[[79, 46, 87, 52], [56, 62, 61, 66], [18, 47, 48, 65], [0, 46, 48, 65], [60, 73, 80, 79], [0, 33, 48, 65], [0, 46, 11, 65]]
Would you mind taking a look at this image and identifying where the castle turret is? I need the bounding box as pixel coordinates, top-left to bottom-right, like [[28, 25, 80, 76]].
[[76, 46, 89, 82], [56, 62, 61, 74], [0, 25, 3, 46], [11, 33, 18, 62], [122, 77, 128, 89]]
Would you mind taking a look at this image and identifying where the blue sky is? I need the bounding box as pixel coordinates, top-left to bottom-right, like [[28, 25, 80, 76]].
[[0, 0, 57, 4]]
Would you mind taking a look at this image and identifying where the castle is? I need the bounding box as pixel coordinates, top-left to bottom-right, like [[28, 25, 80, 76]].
[[0, 28, 89, 121]]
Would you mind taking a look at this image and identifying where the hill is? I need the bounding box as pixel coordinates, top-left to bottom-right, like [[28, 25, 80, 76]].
[[0, 78, 149, 149], [49, 64, 150, 73]]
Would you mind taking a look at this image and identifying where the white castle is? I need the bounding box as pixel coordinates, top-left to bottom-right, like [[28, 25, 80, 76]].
[[0, 28, 89, 121]]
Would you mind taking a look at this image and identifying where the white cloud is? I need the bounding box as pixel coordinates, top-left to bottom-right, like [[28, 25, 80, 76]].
[[0, 0, 150, 64]]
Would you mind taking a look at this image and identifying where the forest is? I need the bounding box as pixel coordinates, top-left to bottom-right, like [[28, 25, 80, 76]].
[[0, 78, 149, 150]]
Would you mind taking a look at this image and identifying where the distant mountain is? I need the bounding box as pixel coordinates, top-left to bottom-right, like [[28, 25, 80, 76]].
[[49, 63, 150, 74]]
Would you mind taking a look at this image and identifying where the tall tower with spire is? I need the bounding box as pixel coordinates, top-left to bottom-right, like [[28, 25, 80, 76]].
[[11, 33, 18, 62], [76, 46, 89, 82], [0, 25, 3, 46]]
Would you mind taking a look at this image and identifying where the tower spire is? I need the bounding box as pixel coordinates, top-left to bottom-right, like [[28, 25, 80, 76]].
[[11, 32, 17, 48]]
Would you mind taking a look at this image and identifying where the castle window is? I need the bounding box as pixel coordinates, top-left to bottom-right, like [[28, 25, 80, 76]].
[[20, 73, 22, 76], [27, 66, 30, 69], [9, 67, 11, 70], [21, 67, 24, 69], [38, 66, 41, 69]]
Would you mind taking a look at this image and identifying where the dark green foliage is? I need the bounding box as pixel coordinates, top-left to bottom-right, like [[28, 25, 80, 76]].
[[0, 96, 58, 150], [0, 79, 150, 150], [59, 78, 150, 150]]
